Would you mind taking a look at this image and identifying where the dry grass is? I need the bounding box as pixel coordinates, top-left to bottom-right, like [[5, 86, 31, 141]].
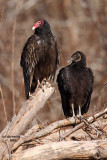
[[11, 4, 18, 115], [0, 84, 8, 124]]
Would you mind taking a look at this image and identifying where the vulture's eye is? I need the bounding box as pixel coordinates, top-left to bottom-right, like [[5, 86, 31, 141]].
[[37, 21, 43, 26], [37, 22, 41, 25]]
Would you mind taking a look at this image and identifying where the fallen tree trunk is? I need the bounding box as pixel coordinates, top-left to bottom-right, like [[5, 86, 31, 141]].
[[12, 140, 107, 160]]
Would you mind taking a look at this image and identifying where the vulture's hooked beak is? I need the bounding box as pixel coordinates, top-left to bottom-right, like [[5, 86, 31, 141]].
[[32, 26, 35, 30], [67, 57, 74, 63]]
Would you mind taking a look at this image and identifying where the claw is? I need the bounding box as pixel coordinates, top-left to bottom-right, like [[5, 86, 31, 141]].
[[42, 78, 47, 85], [29, 92, 35, 99], [37, 79, 45, 92]]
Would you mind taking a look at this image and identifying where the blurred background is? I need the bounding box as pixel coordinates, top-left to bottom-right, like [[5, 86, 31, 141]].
[[0, 0, 107, 132]]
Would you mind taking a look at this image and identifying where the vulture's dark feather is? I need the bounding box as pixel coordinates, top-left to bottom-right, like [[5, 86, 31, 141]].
[[57, 51, 94, 118], [20, 19, 59, 99]]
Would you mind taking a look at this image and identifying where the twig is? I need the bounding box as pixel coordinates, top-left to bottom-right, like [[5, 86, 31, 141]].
[[59, 107, 107, 140], [0, 74, 19, 98], [84, 128, 95, 140], [0, 7, 4, 23], [82, 119, 99, 139], [0, 84, 8, 124], [95, 82, 107, 94], [15, 75, 23, 114], [12, 4, 17, 115], [3, 141, 11, 159]]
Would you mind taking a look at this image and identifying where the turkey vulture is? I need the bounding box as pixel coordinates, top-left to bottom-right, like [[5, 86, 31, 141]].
[[57, 51, 94, 118], [20, 19, 59, 99]]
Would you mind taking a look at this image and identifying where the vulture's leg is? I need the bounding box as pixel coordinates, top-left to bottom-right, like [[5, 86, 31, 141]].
[[71, 103, 75, 117], [41, 78, 48, 92], [36, 79, 43, 89], [43, 77, 47, 82], [78, 105, 83, 120], [37, 79, 46, 92], [71, 103, 77, 123], [29, 80, 41, 99], [43, 77, 52, 85], [79, 105, 82, 117], [29, 92, 35, 98], [37, 79, 41, 87], [37, 79, 47, 87]]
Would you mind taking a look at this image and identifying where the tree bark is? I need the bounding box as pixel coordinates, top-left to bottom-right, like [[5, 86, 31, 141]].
[[12, 140, 107, 160]]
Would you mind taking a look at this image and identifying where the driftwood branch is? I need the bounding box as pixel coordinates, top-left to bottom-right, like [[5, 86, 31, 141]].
[[12, 107, 107, 151], [0, 82, 54, 160], [12, 140, 107, 160], [7, 82, 54, 137], [11, 116, 77, 151]]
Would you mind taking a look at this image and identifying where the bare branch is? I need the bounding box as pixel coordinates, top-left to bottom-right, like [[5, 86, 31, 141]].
[[60, 107, 107, 140], [11, 116, 77, 151]]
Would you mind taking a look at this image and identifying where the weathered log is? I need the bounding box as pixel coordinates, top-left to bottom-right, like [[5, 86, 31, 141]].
[[11, 107, 107, 151], [7, 82, 54, 137], [0, 82, 54, 160], [11, 116, 77, 151], [12, 140, 107, 160]]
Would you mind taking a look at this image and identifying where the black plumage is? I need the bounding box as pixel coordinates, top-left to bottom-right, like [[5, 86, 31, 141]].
[[57, 51, 94, 118], [20, 19, 59, 99]]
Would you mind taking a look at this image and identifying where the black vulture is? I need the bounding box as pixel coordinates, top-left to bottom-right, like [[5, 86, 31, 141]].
[[20, 19, 59, 99], [57, 51, 94, 118]]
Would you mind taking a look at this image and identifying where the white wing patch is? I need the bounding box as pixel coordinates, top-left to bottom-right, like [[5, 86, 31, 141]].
[[37, 40, 41, 45]]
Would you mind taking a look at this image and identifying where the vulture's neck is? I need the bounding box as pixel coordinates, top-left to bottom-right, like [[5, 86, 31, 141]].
[[70, 61, 86, 69], [35, 29, 52, 39]]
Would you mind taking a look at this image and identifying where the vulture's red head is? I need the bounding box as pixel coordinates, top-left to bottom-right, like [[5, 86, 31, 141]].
[[32, 20, 44, 30], [32, 19, 51, 35]]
